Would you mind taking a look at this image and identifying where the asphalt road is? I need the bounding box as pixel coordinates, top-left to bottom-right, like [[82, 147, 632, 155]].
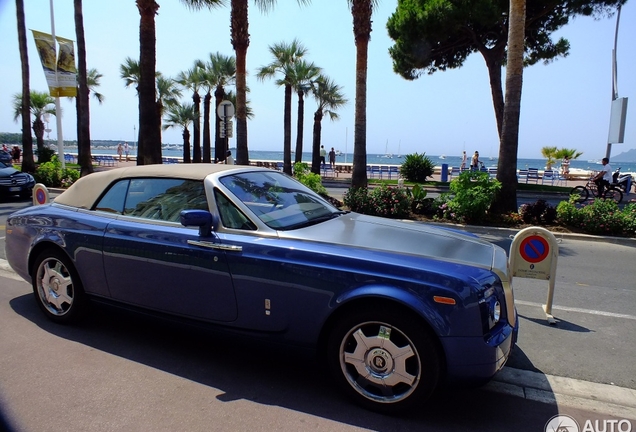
[[1, 192, 635, 431]]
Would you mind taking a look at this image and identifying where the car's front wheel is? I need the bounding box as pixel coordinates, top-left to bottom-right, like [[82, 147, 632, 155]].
[[327, 306, 441, 413], [31, 249, 86, 324]]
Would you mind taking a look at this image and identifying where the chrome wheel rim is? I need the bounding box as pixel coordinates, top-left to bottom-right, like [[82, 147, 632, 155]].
[[339, 321, 421, 404], [36, 258, 74, 316]]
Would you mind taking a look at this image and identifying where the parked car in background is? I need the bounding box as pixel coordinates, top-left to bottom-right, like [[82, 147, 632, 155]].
[[0, 161, 35, 198], [0, 150, 12, 165], [4, 164, 517, 413]]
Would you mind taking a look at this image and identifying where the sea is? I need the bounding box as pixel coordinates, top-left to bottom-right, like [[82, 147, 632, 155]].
[[81, 146, 636, 175]]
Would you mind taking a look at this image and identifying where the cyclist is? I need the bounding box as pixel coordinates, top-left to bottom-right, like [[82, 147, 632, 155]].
[[592, 157, 613, 197]]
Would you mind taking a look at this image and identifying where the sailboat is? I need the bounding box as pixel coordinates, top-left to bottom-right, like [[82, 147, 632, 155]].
[[382, 140, 393, 158], [397, 140, 402, 158]]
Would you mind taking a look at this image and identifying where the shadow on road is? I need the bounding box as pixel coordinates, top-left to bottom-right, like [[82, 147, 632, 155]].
[[7, 293, 564, 431]]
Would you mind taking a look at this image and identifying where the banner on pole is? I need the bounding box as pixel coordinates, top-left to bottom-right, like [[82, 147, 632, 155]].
[[32, 30, 77, 97]]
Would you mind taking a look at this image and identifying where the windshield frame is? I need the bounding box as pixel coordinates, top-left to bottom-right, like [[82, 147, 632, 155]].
[[218, 170, 340, 230]]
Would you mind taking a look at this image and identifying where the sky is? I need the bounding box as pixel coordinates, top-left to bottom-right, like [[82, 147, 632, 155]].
[[0, 0, 634, 160]]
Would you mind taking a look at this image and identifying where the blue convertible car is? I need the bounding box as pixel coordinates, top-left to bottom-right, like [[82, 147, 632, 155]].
[[5, 164, 517, 413]]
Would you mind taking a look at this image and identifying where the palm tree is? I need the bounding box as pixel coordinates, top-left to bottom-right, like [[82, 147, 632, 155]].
[[541, 146, 558, 171], [163, 103, 196, 163], [136, 0, 161, 165], [12, 91, 56, 162], [71, 68, 103, 175], [120, 57, 141, 91], [494, 0, 526, 212], [310, 75, 348, 174], [207, 52, 236, 163], [73, 0, 95, 176], [177, 64, 206, 163], [349, 0, 377, 188], [555, 148, 583, 161], [291, 60, 321, 164], [257, 39, 308, 175], [87, 68, 105, 103], [229, 0, 310, 166], [156, 75, 182, 154], [15, 0, 35, 173]]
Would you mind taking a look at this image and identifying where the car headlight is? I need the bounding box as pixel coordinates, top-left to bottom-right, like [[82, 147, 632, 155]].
[[492, 301, 501, 324]]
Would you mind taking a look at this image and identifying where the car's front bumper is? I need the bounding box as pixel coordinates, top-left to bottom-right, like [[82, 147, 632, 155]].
[[442, 316, 518, 384]]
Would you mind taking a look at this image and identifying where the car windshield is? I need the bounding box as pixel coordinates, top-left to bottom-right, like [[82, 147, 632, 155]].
[[219, 170, 342, 230]]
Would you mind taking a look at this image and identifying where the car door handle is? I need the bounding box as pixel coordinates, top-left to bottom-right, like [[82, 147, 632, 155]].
[[187, 240, 243, 252]]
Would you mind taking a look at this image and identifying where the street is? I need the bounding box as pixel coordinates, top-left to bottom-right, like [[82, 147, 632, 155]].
[[1, 192, 635, 431]]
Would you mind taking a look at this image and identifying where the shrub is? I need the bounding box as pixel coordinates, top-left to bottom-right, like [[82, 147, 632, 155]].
[[368, 184, 411, 218], [343, 187, 373, 214], [443, 171, 501, 223], [293, 162, 327, 196], [400, 153, 435, 183], [33, 155, 80, 188], [556, 198, 626, 235], [405, 183, 428, 213], [518, 199, 557, 225], [35, 146, 56, 164], [343, 185, 411, 218]]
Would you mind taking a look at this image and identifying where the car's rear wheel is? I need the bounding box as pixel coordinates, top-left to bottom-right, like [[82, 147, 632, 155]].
[[327, 306, 441, 414], [32, 249, 85, 324]]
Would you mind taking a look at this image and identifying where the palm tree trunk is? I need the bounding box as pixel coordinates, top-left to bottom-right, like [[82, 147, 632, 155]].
[[494, 0, 526, 213], [183, 128, 191, 163], [203, 92, 212, 163], [283, 84, 293, 175], [351, 0, 372, 189], [311, 110, 323, 174], [137, 0, 161, 165], [214, 85, 225, 162], [193, 92, 201, 163], [481, 50, 505, 139], [16, 0, 35, 173], [231, 0, 249, 165], [74, 0, 94, 176], [33, 119, 45, 156], [295, 90, 305, 164]]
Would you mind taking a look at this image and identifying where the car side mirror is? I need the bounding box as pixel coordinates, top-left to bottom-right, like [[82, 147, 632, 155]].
[[180, 209, 217, 237]]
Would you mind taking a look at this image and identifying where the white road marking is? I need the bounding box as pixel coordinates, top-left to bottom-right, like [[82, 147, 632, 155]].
[[515, 299, 636, 320]]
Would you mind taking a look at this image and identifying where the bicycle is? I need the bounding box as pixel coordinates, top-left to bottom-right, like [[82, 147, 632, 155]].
[[570, 172, 623, 204]]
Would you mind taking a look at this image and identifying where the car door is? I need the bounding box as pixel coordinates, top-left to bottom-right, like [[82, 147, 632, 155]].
[[99, 177, 238, 322]]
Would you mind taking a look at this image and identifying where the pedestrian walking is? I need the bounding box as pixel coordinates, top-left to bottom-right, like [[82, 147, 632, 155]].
[[328, 147, 336, 168]]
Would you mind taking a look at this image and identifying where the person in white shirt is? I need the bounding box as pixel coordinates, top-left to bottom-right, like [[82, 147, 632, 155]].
[[593, 157, 612, 197], [225, 150, 234, 165]]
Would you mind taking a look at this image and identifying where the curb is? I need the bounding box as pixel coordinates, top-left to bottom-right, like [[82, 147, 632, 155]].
[[486, 367, 636, 419]]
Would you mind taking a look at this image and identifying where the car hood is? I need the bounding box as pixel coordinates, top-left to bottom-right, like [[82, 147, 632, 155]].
[[279, 212, 498, 270], [0, 166, 20, 177]]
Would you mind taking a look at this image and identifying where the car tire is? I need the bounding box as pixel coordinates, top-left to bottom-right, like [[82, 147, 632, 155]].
[[31, 249, 86, 324], [570, 185, 588, 203], [326, 305, 441, 414]]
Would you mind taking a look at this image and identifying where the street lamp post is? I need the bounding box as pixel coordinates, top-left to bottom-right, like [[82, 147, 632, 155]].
[[605, 6, 629, 159]]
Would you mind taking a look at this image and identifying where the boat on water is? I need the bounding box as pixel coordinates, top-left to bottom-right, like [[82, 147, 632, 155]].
[[439, 155, 446, 160]]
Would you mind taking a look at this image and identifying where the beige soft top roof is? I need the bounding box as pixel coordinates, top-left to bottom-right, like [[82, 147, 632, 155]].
[[54, 163, 260, 209]]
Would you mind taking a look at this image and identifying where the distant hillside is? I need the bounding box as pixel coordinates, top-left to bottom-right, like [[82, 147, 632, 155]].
[[613, 148, 636, 162]]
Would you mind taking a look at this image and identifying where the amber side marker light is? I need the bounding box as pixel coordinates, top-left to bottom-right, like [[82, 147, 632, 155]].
[[433, 296, 456, 305]]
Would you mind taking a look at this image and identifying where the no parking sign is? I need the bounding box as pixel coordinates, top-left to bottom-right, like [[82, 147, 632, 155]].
[[32, 183, 50, 206], [509, 227, 559, 324]]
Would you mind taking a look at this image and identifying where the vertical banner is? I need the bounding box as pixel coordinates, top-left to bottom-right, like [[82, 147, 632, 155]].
[[54, 36, 77, 97], [31, 30, 77, 97]]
